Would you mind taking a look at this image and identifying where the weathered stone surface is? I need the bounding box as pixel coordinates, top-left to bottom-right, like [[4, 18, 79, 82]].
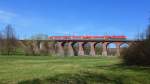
[[89, 42, 96, 56], [115, 42, 122, 56], [57, 42, 64, 56], [102, 42, 108, 56], [78, 42, 84, 56], [67, 42, 74, 56]]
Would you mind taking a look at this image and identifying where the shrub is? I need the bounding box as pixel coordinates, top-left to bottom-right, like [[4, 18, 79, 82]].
[[122, 25, 150, 66]]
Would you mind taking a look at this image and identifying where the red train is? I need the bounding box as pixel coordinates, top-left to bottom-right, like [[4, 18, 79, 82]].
[[49, 35, 127, 40]]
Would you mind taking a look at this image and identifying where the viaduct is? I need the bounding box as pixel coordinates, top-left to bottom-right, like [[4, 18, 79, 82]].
[[51, 39, 134, 56], [20, 38, 135, 56]]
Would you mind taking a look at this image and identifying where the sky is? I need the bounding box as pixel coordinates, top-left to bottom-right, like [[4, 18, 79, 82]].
[[0, 0, 149, 39]]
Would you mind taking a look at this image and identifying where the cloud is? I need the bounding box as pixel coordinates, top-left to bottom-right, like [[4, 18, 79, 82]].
[[0, 10, 35, 28], [0, 10, 17, 23]]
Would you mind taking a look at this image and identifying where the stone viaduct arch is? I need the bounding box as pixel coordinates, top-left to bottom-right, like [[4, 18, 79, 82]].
[[19, 40, 136, 56], [53, 40, 135, 56]]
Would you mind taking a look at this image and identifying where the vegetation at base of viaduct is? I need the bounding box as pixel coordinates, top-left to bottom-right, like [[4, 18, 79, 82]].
[[121, 24, 150, 66]]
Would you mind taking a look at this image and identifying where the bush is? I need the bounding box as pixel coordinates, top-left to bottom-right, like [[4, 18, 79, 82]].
[[122, 25, 150, 66]]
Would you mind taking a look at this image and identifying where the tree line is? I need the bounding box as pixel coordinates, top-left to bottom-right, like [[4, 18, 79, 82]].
[[0, 25, 18, 55], [0, 25, 56, 55]]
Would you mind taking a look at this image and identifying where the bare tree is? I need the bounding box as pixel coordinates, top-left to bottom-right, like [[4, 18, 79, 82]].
[[2, 25, 18, 55], [30, 33, 48, 40], [146, 25, 150, 39], [28, 33, 52, 56], [0, 31, 4, 54]]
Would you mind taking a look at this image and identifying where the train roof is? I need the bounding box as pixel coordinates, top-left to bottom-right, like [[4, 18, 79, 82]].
[[49, 35, 127, 38]]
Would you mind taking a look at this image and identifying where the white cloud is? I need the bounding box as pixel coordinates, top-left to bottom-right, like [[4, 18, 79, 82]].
[[0, 10, 17, 23]]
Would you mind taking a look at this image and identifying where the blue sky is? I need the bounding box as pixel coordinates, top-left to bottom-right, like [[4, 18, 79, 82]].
[[0, 0, 149, 39]]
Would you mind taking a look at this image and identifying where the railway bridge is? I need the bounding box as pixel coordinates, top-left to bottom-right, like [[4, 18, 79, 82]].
[[48, 36, 135, 56], [20, 36, 136, 56], [52, 39, 134, 56]]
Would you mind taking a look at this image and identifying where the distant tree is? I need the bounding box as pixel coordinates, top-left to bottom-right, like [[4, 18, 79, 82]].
[[146, 25, 150, 39], [22, 33, 56, 56], [0, 31, 4, 54], [2, 25, 18, 55], [31, 34, 49, 55], [30, 33, 48, 40]]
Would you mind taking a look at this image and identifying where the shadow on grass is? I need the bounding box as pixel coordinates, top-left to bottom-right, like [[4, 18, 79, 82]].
[[18, 71, 128, 84], [18, 64, 150, 84]]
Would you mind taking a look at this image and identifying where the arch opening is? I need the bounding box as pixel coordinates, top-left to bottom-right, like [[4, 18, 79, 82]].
[[83, 43, 90, 55], [95, 43, 102, 55], [120, 43, 129, 55], [72, 42, 78, 56], [120, 43, 129, 48], [107, 43, 117, 56]]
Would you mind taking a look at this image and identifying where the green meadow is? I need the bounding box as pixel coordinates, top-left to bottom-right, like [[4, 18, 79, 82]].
[[0, 56, 150, 84]]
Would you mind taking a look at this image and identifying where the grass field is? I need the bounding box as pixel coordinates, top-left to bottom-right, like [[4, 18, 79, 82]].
[[0, 56, 150, 84]]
